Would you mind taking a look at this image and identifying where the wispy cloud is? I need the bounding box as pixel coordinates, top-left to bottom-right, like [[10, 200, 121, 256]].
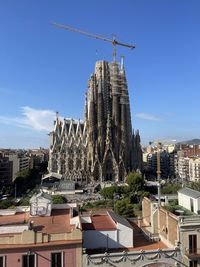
[[0, 106, 56, 132], [135, 113, 161, 121]]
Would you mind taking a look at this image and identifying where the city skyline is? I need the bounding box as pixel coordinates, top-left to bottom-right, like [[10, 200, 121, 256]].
[[0, 0, 200, 148]]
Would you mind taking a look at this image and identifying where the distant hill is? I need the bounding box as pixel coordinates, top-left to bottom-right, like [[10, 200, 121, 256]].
[[177, 139, 200, 145]]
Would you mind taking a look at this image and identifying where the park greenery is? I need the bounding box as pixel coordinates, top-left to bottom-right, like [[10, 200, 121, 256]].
[[163, 199, 193, 216], [14, 161, 48, 197], [0, 199, 14, 209], [52, 195, 67, 204], [2, 163, 200, 217], [82, 199, 114, 210], [97, 172, 190, 217], [187, 181, 200, 192], [98, 172, 149, 217], [161, 183, 182, 194], [0, 162, 48, 209]]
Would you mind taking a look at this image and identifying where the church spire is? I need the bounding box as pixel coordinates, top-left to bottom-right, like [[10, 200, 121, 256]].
[[84, 92, 88, 122], [106, 112, 112, 146], [120, 55, 124, 71]]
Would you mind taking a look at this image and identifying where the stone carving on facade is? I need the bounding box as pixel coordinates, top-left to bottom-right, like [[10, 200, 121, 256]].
[[48, 60, 143, 183]]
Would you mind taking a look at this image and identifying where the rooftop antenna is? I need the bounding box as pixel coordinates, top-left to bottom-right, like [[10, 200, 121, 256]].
[[52, 22, 135, 62]]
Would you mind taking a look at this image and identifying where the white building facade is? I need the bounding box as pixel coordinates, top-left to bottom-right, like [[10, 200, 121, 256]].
[[178, 187, 200, 214], [82, 211, 133, 250], [189, 157, 200, 182]]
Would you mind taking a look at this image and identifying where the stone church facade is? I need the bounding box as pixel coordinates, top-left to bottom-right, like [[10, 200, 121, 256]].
[[48, 60, 142, 183]]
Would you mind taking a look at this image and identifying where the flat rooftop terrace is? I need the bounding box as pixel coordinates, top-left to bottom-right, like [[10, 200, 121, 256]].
[[86, 220, 167, 255], [0, 208, 74, 234]]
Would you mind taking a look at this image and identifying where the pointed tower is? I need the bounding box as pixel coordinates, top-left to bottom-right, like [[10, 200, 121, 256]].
[[48, 59, 142, 185], [87, 74, 97, 168], [97, 66, 105, 162], [119, 56, 133, 171], [86, 59, 141, 183]]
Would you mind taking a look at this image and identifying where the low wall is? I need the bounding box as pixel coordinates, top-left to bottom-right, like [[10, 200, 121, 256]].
[[83, 248, 184, 267]]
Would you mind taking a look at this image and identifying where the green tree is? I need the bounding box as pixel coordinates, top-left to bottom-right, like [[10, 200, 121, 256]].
[[126, 172, 144, 192], [52, 195, 67, 204], [19, 197, 30, 206], [114, 198, 135, 217], [116, 185, 129, 196], [187, 181, 200, 192], [0, 199, 13, 209], [14, 168, 42, 196], [161, 183, 181, 194], [100, 186, 117, 199]]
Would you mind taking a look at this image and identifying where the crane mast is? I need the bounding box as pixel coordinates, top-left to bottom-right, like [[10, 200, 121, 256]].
[[52, 22, 135, 62]]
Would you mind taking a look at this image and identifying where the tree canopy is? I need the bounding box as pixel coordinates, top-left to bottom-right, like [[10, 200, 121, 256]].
[[187, 181, 200, 192], [126, 172, 144, 192], [52, 195, 67, 204], [114, 198, 135, 217], [161, 183, 182, 194]]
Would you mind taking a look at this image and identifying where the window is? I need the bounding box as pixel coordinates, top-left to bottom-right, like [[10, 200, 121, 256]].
[[22, 254, 35, 267], [0, 256, 5, 267], [190, 198, 194, 212], [189, 261, 197, 267], [189, 235, 197, 254], [51, 252, 63, 267]]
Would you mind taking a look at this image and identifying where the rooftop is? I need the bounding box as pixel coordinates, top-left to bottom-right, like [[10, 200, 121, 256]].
[[82, 214, 117, 231], [178, 187, 200, 199], [87, 220, 167, 255], [31, 209, 73, 234], [129, 221, 167, 251], [0, 239, 81, 250], [0, 208, 74, 234], [108, 211, 132, 229]]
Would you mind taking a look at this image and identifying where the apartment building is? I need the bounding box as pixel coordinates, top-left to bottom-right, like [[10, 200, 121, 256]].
[[18, 156, 30, 172], [0, 151, 32, 184], [0, 192, 82, 267], [142, 187, 200, 267], [176, 156, 200, 182], [146, 151, 174, 178], [0, 154, 13, 185], [189, 158, 200, 182], [28, 149, 49, 168], [177, 157, 190, 181]]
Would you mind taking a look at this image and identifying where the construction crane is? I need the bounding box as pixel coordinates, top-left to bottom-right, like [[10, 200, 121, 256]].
[[52, 22, 135, 62]]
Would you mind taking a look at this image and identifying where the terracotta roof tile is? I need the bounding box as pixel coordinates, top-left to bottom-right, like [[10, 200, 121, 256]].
[[31, 209, 73, 234], [82, 214, 116, 231], [0, 209, 73, 234]]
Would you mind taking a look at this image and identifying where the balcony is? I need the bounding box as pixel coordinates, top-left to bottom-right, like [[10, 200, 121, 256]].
[[185, 248, 200, 259], [179, 216, 200, 226]]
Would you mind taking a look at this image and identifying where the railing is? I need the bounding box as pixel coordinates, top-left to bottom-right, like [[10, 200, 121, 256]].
[[83, 248, 181, 266], [185, 248, 200, 257], [140, 227, 160, 242], [128, 218, 160, 242], [179, 215, 200, 225]]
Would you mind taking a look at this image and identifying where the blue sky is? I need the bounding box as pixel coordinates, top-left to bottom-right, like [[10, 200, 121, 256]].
[[0, 0, 200, 148]]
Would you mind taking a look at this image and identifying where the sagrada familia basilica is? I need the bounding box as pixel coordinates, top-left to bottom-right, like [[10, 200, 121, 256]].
[[48, 59, 142, 184]]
